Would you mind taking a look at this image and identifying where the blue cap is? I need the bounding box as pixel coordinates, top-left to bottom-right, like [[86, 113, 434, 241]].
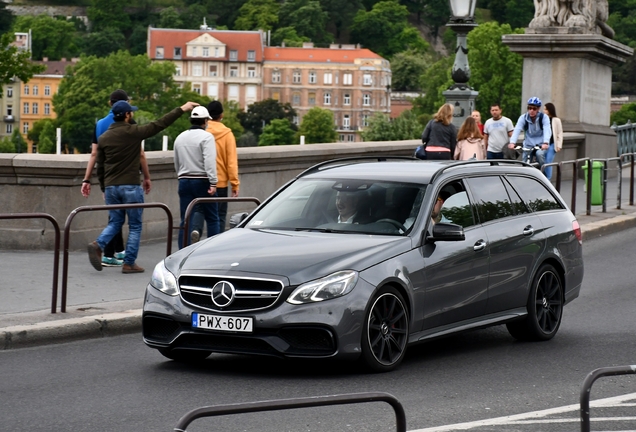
[[112, 100, 138, 117]]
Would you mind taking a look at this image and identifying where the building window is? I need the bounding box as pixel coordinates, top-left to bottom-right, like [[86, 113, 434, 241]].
[[156, 47, 164, 58], [363, 74, 372, 85], [343, 73, 352, 85], [23, 122, 29, 134], [7, 105, 12, 116], [24, 85, 29, 95], [347, 134, 355, 142], [308, 92, 316, 105], [32, 103, 38, 114], [324, 92, 331, 105], [202, 47, 209, 57], [343, 115, 350, 130], [174, 47, 181, 58], [293, 71, 301, 83], [324, 73, 332, 85], [363, 94, 371, 106], [309, 72, 316, 84], [193, 84, 201, 94], [208, 83, 218, 99], [343, 94, 351, 105], [7, 87, 12, 98], [33, 85, 39, 96], [247, 67, 256, 78], [229, 50, 238, 61], [6, 124, 12, 134], [292, 116, 299, 126], [44, 103, 50, 115], [339, 134, 345, 142], [214, 47, 219, 57], [230, 66, 238, 77], [193, 62, 202, 76], [23, 103, 29, 114], [228, 84, 239, 100], [272, 70, 281, 83], [44, 85, 50, 96], [247, 50, 255, 62], [246, 85, 257, 100], [362, 114, 369, 127], [175, 66, 181, 76], [272, 91, 280, 101], [209, 65, 217, 76], [292, 93, 300, 105]]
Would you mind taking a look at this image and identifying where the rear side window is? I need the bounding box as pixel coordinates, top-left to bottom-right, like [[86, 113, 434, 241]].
[[506, 176, 564, 212], [465, 176, 515, 223]]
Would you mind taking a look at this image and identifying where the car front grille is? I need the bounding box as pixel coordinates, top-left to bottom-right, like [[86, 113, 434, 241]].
[[143, 315, 182, 343], [279, 327, 336, 355], [178, 275, 284, 312]]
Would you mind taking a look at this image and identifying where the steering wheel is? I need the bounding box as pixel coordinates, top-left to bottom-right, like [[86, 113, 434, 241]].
[[375, 218, 407, 232]]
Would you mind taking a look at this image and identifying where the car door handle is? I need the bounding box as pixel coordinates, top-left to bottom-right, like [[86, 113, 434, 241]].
[[522, 226, 534, 236], [473, 240, 487, 252]]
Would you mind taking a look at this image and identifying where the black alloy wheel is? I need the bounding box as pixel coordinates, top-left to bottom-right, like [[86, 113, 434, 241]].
[[361, 287, 409, 372], [507, 264, 563, 341]]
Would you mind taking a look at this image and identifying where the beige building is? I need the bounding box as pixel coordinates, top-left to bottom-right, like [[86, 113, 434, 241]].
[[263, 43, 391, 142]]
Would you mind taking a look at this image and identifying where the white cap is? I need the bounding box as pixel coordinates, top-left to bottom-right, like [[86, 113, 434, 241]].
[[190, 106, 211, 119]]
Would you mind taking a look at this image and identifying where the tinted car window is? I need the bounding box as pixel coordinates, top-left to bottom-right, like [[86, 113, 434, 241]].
[[439, 190, 476, 228], [506, 175, 564, 211], [502, 178, 530, 215], [466, 176, 515, 223]]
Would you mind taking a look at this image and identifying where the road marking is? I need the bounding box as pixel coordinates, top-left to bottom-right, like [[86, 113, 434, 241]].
[[409, 392, 636, 431]]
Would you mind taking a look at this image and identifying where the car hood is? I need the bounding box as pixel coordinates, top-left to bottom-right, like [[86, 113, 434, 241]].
[[173, 228, 413, 285]]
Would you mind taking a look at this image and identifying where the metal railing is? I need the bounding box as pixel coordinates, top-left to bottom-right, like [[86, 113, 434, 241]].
[[580, 365, 636, 432], [174, 392, 407, 432], [60, 203, 174, 313], [612, 120, 636, 155], [0, 213, 61, 313], [181, 197, 261, 247]]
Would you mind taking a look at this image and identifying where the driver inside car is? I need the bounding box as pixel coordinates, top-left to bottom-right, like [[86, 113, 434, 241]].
[[336, 191, 364, 223]]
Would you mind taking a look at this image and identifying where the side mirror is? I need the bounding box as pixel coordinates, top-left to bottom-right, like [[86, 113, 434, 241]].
[[426, 222, 465, 242], [229, 212, 249, 229]]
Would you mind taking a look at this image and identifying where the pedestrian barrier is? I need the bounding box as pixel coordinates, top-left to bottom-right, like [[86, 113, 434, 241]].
[[61, 203, 174, 313], [0, 213, 61, 313], [173, 392, 407, 432], [181, 197, 261, 247], [580, 365, 636, 432]]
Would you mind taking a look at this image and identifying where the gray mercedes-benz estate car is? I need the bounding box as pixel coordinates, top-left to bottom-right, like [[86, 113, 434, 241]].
[[142, 158, 584, 372]]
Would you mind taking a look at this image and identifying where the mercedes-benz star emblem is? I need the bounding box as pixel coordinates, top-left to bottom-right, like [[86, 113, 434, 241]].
[[211, 281, 235, 308]]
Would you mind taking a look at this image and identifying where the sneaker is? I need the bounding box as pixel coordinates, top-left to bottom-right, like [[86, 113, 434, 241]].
[[122, 263, 145, 274], [115, 251, 126, 260], [102, 256, 123, 267], [87, 241, 103, 272], [190, 230, 200, 244]]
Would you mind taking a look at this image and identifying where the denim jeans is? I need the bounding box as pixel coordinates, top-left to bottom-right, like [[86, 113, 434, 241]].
[[97, 185, 144, 265], [487, 151, 504, 160], [217, 187, 228, 233], [544, 144, 556, 179], [178, 178, 219, 249]]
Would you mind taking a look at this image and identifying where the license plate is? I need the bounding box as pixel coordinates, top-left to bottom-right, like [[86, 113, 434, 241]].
[[192, 313, 253, 333]]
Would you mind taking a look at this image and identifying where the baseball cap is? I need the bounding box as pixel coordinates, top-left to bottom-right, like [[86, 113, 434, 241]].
[[207, 100, 224, 117], [191, 106, 211, 119], [112, 100, 139, 117], [110, 89, 129, 103]]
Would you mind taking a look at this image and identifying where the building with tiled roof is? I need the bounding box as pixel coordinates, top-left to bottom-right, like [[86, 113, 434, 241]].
[[263, 43, 391, 142], [147, 26, 265, 107]]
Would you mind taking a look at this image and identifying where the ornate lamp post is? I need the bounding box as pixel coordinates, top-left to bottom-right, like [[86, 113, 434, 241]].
[[443, 0, 478, 127]]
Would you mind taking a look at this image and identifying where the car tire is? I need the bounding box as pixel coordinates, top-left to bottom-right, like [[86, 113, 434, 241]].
[[158, 348, 211, 362], [361, 287, 409, 372], [507, 263, 563, 341]]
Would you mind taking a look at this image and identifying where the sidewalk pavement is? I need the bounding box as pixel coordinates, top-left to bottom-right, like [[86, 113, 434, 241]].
[[3, 170, 636, 350]]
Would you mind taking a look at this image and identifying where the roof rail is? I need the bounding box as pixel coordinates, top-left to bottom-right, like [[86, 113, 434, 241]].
[[429, 159, 533, 183], [296, 156, 417, 178]]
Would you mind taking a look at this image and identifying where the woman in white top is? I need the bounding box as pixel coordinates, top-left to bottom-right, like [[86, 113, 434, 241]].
[[543, 102, 563, 180], [454, 116, 486, 160]]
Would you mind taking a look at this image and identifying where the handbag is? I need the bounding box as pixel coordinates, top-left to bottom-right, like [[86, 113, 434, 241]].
[[414, 145, 427, 160], [415, 120, 434, 160]]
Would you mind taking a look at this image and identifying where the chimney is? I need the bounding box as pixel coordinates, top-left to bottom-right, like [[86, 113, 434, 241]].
[[302, 42, 314, 49]]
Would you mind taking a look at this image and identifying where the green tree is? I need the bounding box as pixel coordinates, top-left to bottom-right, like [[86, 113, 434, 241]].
[[39, 120, 57, 154], [219, 100, 245, 141], [87, 0, 131, 33], [361, 110, 422, 141], [234, 0, 279, 31], [28, 118, 55, 147], [271, 27, 310, 47], [467, 22, 524, 117], [81, 27, 126, 58], [0, 2, 14, 34], [390, 50, 433, 91], [0, 34, 46, 99], [179, 5, 213, 30], [412, 55, 453, 117], [11, 129, 27, 154], [503, 0, 535, 29], [12, 15, 79, 61], [350, 1, 428, 57], [259, 118, 297, 145], [238, 99, 297, 138], [158, 6, 183, 29], [297, 107, 338, 144], [279, 0, 331, 45], [610, 103, 636, 126], [361, 112, 394, 141], [0, 136, 15, 153], [320, 0, 363, 40], [52, 50, 183, 153]]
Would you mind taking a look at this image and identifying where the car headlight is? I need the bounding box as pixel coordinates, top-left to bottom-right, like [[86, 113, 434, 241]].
[[149, 261, 179, 296], [287, 270, 358, 304]]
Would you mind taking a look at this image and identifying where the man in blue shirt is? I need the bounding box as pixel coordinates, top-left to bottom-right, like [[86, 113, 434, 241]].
[[508, 97, 552, 168]]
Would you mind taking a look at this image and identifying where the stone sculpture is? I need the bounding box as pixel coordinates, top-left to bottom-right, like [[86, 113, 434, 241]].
[[528, 0, 614, 38]]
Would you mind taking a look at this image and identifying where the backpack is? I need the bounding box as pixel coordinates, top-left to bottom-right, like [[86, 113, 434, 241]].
[[523, 112, 544, 132]]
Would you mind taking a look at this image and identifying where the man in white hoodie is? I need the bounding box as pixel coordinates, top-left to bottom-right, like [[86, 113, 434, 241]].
[[173, 106, 218, 249]]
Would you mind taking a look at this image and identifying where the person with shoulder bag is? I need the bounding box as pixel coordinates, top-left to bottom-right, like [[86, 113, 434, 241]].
[[418, 104, 457, 160]]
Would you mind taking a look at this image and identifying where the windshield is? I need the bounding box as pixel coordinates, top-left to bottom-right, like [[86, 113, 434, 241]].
[[246, 179, 427, 236]]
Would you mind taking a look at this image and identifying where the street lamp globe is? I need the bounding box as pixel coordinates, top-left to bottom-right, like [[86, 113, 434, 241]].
[[449, 0, 477, 23]]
